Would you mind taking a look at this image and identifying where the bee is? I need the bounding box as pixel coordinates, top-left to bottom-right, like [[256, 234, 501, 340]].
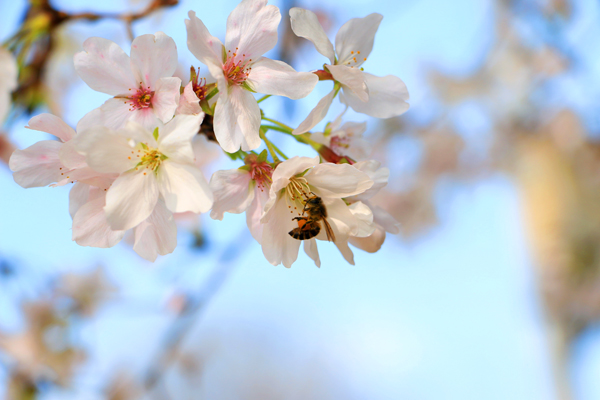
[[288, 194, 336, 242]]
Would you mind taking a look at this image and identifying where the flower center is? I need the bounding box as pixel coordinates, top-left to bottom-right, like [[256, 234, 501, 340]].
[[129, 146, 165, 172], [285, 177, 311, 215], [250, 161, 273, 192], [191, 68, 208, 100], [223, 49, 252, 86], [129, 85, 154, 111], [341, 50, 367, 68], [329, 135, 351, 155]]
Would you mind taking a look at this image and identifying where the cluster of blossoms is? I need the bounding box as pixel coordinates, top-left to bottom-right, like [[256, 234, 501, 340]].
[[8, 0, 408, 266]]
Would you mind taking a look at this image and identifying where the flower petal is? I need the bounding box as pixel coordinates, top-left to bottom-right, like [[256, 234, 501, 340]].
[[327, 64, 368, 102], [58, 140, 87, 170], [74, 37, 137, 95], [248, 57, 318, 99], [270, 155, 320, 194], [289, 8, 335, 64], [9, 140, 63, 188], [209, 168, 254, 220], [26, 113, 76, 142], [105, 169, 159, 230], [130, 32, 178, 88], [305, 163, 373, 198], [99, 98, 135, 130], [339, 73, 409, 118], [75, 126, 137, 174], [158, 114, 204, 163], [348, 201, 376, 237], [76, 108, 104, 134], [292, 89, 336, 135], [152, 76, 182, 123], [176, 81, 203, 115], [372, 204, 400, 234], [348, 160, 389, 201], [72, 191, 125, 248], [349, 226, 386, 253], [133, 199, 177, 262], [303, 239, 321, 268], [69, 182, 90, 219], [246, 185, 269, 242], [185, 11, 224, 67], [213, 87, 261, 152], [335, 13, 383, 67], [261, 192, 301, 268], [225, 0, 281, 60], [157, 161, 213, 214]]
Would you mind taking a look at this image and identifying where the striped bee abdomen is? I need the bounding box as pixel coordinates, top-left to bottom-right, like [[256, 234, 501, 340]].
[[289, 223, 321, 240]]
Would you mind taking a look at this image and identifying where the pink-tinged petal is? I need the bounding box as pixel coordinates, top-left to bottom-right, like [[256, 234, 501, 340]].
[[340, 73, 409, 118], [248, 57, 318, 99], [213, 87, 261, 152], [157, 161, 213, 214], [270, 155, 319, 194], [348, 201, 376, 237], [209, 168, 253, 220], [26, 113, 76, 142], [129, 108, 160, 131], [292, 89, 336, 135], [176, 82, 202, 115], [305, 163, 373, 198], [348, 160, 389, 201], [99, 98, 135, 130], [58, 140, 86, 169], [130, 32, 178, 88], [303, 239, 321, 268], [349, 225, 386, 253], [76, 108, 104, 134], [327, 64, 368, 102], [9, 140, 63, 188], [76, 126, 137, 174], [74, 37, 137, 95], [77, 170, 117, 189], [72, 193, 125, 248], [225, 0, 280, 60], [105, 169, 159, 230], [289, 8, 335, 64], [324, 198, 356, 264], [246, 185, 269, 242], [133, 199, 177, 262], [372, 204, 400, 234], [158, 114, 204, 163], [69, 182, 90, 219], [261, 192, 301, 268], [152, 76, 182, 123], [335, 13, 383, 67], [185, 11, 224, 67]]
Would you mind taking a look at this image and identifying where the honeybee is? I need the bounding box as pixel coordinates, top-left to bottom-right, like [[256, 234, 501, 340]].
[[288, 195, 336, 242]]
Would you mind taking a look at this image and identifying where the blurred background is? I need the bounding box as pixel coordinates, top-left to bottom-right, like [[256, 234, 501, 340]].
[[1, 0, 600, 399]]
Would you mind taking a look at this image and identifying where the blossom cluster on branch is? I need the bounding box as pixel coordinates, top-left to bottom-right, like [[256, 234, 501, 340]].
[[6, 0, 409, 267]]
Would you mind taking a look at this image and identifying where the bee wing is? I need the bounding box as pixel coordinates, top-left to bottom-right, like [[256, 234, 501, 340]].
[[322, 218, 336, 242]]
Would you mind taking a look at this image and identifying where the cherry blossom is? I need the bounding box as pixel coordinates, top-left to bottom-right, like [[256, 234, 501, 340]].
[[75, 114, 213, 231], [74, 32, 181, 131], [289, 8, 410, 134], [209, 152, 273, 242], [311, 112, 371, 161], [260, 156, 375, 267], [0, 47, 17, 123], [185, 0, 319, 152]]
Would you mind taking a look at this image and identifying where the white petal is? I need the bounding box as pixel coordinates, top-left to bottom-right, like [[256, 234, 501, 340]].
[[348, 160, 389, 201], [269, 155, 320, 195], [289, 8, 335, 64], [349, 226, 386, 253], [9, 141, 63, 188], [327, 64, 368, 102], [176, 81, 202, 115], [185, 11, 224, 67], [158, 114, 204, 163], [303, 239, 321, 268], [340, 73, 409, 118], [292, 89, 336, 135], [209, 168, 253, 220], [348, 201, 376, 237], [76, 126, 137, 174], [225, 0, 281, 60], [260, 192, 301, 268], [76, 108, 104, 133], [372, 204, 400, 234], [246, 185, 269, 242], [335, 13, 383, 67], [26, 113, 76, 142], [152, 77, 182, 123], [157, 161, 213, 214], [305, 163, 373, 198], [105, 169, 159, 230], [213, 87, 261, 152], [133, 199, 177, 262], [69, 182, 91, 219], [119, 120, 157, 145], [324, 198, 356, 264], [99, 98, 135, 130], [248, 57, 318, 99], [72, 193, 125, 248], [130, 32, 178, 88], [74, 37, 137, 95], [59, 140, 86, 169]]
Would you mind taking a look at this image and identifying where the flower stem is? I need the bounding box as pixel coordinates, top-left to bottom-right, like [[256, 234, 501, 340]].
[[261, 117, 293, 133], [260, 129, 280, 163], [257, 94, 271, 104]]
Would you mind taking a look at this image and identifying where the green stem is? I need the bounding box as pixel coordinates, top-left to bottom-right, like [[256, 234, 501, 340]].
[[257, 94, 271, 104], [262, 117, 293, 133], [260, 130, 280, 163]]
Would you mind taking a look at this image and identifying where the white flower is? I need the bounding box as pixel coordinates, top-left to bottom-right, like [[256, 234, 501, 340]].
[[75, 114, 213, 231], [345, 160, 400, 253], [209, 153, 273, 242], [260, 156, 375, 268], [289, 8, 410, 134], [185, 0, 319, 152], [0, 47, 17, 123], [74, 32, 181, 131], [311, 112, 371, 161]]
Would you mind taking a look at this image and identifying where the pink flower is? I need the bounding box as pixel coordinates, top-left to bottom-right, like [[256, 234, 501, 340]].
[[260, 156, 375, 267], [74, 32, 181, 131], [185, 0, 319, 152], [289, 8, 410, 134], [209, 153, 273, 242]]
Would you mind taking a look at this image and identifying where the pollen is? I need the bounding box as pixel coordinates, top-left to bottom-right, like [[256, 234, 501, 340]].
[[223, 52, 252, 86]]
